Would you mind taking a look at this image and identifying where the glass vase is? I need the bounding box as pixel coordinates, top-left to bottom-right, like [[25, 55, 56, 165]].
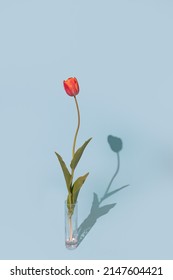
[[65, 201, 78, 249]]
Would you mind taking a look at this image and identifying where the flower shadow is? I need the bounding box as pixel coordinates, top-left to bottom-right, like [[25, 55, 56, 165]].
[[77, 135, 129, 247]]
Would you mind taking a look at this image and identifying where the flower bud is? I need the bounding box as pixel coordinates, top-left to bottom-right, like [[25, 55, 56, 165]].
[[63, 77, 79, 96]]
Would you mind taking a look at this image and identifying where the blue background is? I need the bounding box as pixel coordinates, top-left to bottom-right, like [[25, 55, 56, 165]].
[[0, 0, 173, 259]]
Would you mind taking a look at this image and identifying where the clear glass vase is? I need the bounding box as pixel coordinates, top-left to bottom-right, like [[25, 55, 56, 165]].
[[65, 201, 78, 249]]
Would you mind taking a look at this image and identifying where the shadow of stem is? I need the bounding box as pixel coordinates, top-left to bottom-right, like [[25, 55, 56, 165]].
[[77, 137, 129, 247]]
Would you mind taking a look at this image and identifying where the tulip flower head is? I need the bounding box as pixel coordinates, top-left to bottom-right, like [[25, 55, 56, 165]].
[[63, 77, 79, 96]]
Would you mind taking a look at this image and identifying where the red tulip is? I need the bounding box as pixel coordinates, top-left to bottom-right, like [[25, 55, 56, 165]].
[[63, 77, 79, 96]]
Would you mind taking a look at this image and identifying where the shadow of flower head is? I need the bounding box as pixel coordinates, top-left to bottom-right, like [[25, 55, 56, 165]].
[[108, 135, 123, 153]]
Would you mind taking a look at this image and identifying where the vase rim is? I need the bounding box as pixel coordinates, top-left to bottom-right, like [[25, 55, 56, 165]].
[[65, 200, 78, 205]]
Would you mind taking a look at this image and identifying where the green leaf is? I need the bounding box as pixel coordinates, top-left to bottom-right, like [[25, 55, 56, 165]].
[[66, 193, 75, 217], [55, 152, 71, 192], [67, 192, 72, 209], [72, 172, 89, 204], [70, 138, 92, 170], [67, 192, 72, 205]]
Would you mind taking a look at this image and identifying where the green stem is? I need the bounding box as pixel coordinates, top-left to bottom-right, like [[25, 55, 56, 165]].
[[70, 96, 81, 196], [69, 216, 73, 241], [72, 96, 80, 157]]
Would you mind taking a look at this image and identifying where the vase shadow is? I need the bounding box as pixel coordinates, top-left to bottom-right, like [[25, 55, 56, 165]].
[[77, 135, 129, 247]]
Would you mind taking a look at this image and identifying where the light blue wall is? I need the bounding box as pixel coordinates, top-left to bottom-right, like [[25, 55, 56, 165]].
[[0, 0, 173, 259]]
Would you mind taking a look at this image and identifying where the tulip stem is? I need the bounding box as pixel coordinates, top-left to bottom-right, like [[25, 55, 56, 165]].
[[69, 216, 73, 242], [72, 96, 80, 157], [70, 96, 80, 192]]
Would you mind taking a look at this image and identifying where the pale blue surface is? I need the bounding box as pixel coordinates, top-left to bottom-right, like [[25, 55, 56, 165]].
[[0, 0, 173, 259]]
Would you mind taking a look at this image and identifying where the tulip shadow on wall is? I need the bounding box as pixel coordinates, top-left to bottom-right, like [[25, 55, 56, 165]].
[[77, 135, 129, 247]]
